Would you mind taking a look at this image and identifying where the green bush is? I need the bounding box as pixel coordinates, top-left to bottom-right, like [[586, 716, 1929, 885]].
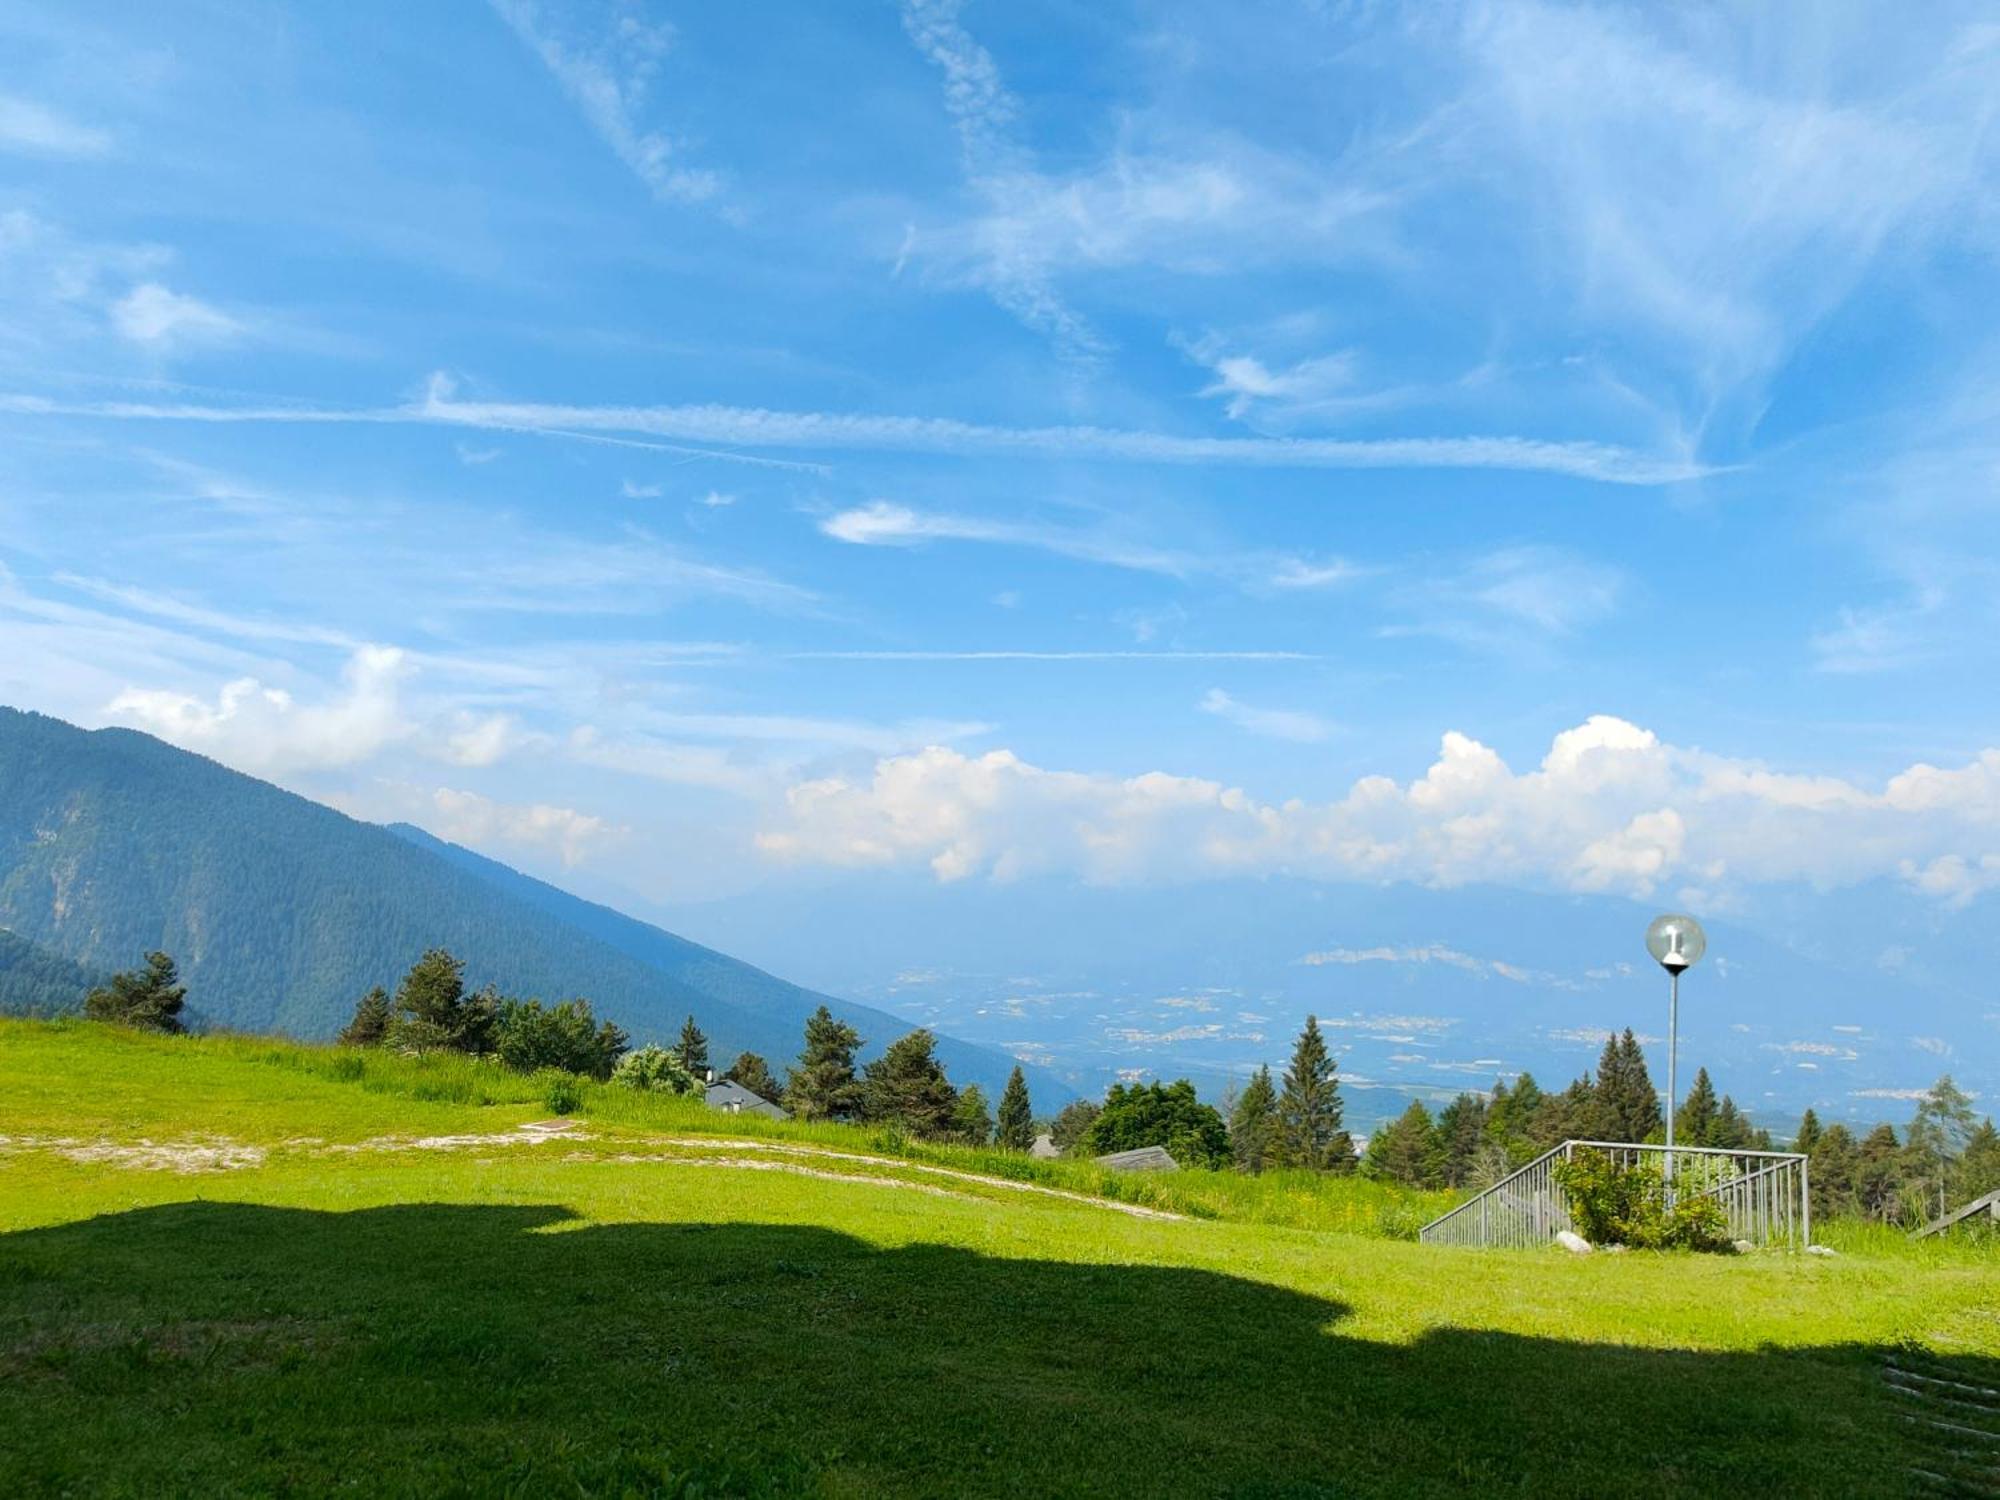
[[542, 1073, 584, 1115], [1552, 1148, 1734, 1252], [610, 1044, 701, 1098]]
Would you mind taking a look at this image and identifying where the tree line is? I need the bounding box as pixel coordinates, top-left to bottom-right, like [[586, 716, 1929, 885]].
[[69, 950, 2000, 1222]]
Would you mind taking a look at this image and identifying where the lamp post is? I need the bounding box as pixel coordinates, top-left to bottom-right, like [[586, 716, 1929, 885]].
[[1645, 913, 1706, 1204]]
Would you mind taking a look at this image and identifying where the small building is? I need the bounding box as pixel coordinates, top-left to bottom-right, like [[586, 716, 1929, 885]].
[[703, 1078, 787, 1120], [1029, 1132, 1059, 1160], [1093, 1144, 1179, 1173]]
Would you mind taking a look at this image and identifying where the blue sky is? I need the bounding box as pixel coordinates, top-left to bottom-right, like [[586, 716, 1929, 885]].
[[3, 0, 1998, 945]]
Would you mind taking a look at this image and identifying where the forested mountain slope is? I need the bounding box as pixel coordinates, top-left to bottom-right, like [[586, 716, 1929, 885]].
[[0, 708, 1058, 1098], [0, 929, 101, 1017]]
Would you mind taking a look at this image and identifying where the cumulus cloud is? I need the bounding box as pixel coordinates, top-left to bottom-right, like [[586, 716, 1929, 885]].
[[106, 645, 412, 772], [757, 714, 2000, 903], [428, 786, 620, 867]]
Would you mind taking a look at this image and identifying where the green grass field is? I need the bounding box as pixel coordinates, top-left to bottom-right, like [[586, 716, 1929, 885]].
[[3, 1021, 1995, 1497]]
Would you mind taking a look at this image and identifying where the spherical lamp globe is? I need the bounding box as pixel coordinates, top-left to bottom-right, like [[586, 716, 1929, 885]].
[[1644, 913, 1707, 975]]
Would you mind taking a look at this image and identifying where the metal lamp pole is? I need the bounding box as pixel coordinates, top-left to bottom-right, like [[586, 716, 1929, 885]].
[[1645, 914, 1706, 1208]]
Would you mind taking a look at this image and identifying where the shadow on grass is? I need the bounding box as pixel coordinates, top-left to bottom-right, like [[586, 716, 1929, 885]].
[[0, 1202, 1981, 1497]]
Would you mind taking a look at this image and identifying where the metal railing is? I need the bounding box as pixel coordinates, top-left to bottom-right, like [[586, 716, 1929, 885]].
[[1418, 1140, 1810, 1249]]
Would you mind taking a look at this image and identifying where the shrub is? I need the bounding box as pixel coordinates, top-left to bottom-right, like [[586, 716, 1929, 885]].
[[611, 1044, 701, 1097], [543, 1073, 584, 1115], [1552, 1148, 1734, 1252]]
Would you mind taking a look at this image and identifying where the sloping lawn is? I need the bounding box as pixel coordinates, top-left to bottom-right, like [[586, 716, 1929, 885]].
[[2, 1021, 1994, 1497]]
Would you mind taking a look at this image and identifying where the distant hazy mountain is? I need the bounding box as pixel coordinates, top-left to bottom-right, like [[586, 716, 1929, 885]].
[[0, 708, 1065, 1102], [660, 871, 1998, 1132]]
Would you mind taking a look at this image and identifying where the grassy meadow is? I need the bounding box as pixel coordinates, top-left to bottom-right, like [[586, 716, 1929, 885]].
[[2, 1020, 1995, 1497]]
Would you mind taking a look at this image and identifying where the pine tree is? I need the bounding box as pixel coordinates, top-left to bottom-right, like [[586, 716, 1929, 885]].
[[953, 1084, 993, 1146], [996, 1066, 1034, 1151], [1675, 1067, 1720, 1147], [1809, 1122, 1859, 1219], [1049, 1098, 1100, 1156], [1611, 1030, 1662, 1141], [386, 950, 496, 1055], [784, 1005, 863, 1120], [1435, 1091, 1489, 1187], [1543, 1074, 1613, 1145], [1277, 1015, 1353, 1171], [724, 1051, 781, 1104], [1711, 1094, 1753, 1150], [1855, 1122, 1905, 1222], [337, 986, 391, 1047], [1229, 1065, 1280, 1174], [1364, 1100, 1445, 1187], [674, 1015, 710, 1079], [861, 1029, 958, 1138], [1959, 1119, 2000, 1202], [1794, 1107, 1822, 1155], [83, 951, 187, 1034], [1908, 1076, 1980, 1220]]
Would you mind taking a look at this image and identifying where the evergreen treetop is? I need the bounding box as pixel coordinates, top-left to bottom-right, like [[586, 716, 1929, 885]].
[[83, 951, 187, 1034], [337, 986, 391, 1047], [675, 1014, 710, 1079], [1278, 1015, 1352, 1172], [1228, 1065, 1280, 1174], [860, 1028, 959, 1139], [996, 1065, 1034, 1151], [784, 1004, 863, 1120]]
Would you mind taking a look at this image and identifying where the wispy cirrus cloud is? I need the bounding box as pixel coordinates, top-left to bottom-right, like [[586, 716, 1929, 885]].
[[491, 0, 720, 207], [1199, 689, 1332, 744], [0, 95, 110, 157], [0, 379, 1708, 484]]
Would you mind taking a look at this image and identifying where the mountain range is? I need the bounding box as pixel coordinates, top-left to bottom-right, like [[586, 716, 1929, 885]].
[[0, 707, 1067, 1104]]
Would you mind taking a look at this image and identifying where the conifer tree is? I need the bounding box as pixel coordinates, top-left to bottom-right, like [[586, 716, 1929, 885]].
[[674, 1015, 710, 1079], [723, 1051, 781, 1104], [784, 1005, 863, 1120], [387, 950, 496, 1055], [1363, 1100, 1444, 1187], [996, 1066, 1034, 1151], [1855, 1122, 1905, 1222], [1959, 1118, 2000, 1202], [1675, 1067, 1720, 1147], [1605, 1029, 1661, 1141], [1711, 1094, 1753, 1150], [1049, 1098, 1100, 1156], [1435, 1091, 1489, 1187], [83, 951, 187, 1034], [952, 1083, 993, 1146], [338, 986, 392, 1047], [1808, 1122, 1859, 1219], [860, 1028, 958, 1138], [1794, 1107, 1822, 1155], [1229, 1065, 1280, 1174], [1277, 1015, 1353, 1171]]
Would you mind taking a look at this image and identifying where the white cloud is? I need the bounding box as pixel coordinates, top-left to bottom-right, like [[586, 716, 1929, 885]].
[[492, 0, 720, 206], [1188, 339, 1359, 421], [1456, 3, 1996, 406], [110, 284, 243, 348], [0, 96, 111, 157], [428, 787, 620, 868], [757, 713, 2000, 902], [621, 479, 663, 498], [1, 384, 1706, 485], [1199, 689, 1332, 744], [695, 490, 736, 508], [106, 645, 412, 773], [443, 713, 519, 768]]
